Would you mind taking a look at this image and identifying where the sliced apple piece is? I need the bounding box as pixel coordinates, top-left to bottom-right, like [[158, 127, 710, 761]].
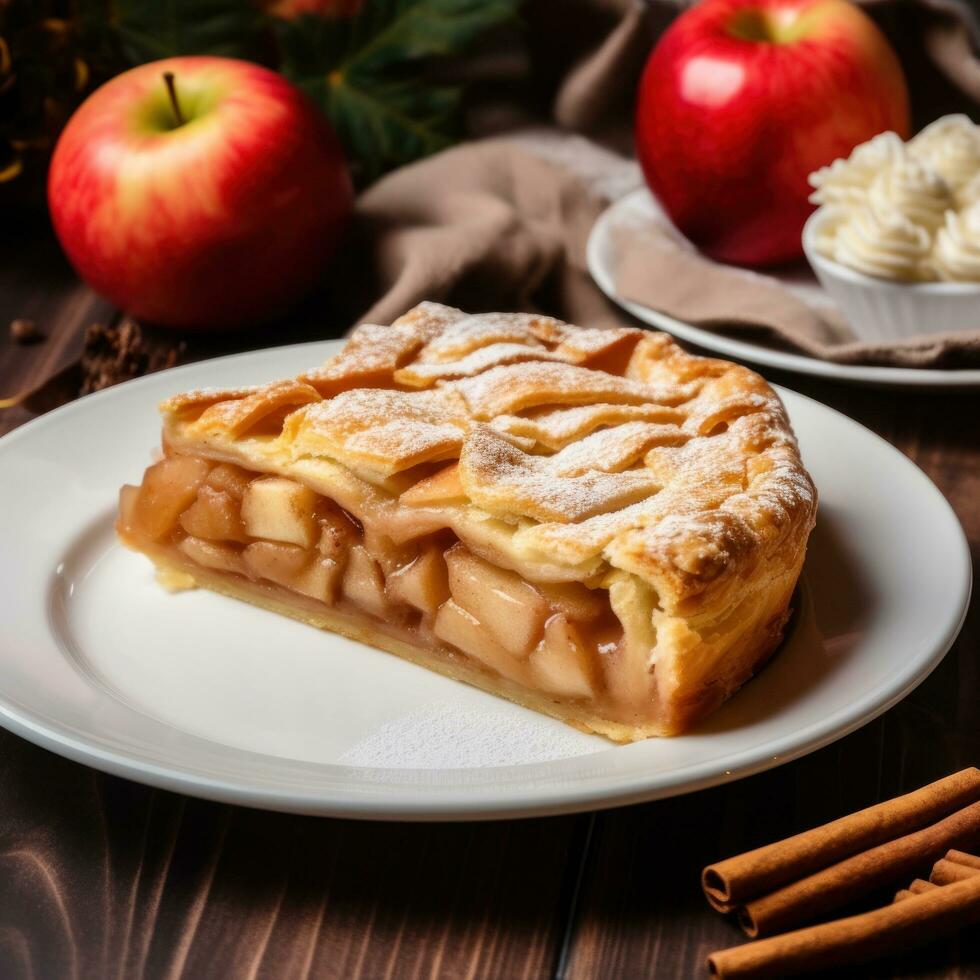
[[399, 463, 465, 507], [132, 456, 212, 540], [433, 600, 527, 683], [377, 506, 450, 545], [538, 581, 607, 624], [363, 525, 418, 575], [205, 463, 252, 499], [179, 485, 247, 542], [117, 484, 139, 536], [241, 477, 318, 547], [528, 615, 598, 699], [445, 545, 548, 657], [386, 546, 449, 616], [316, 505, 359, 563], [243, 540, 311, 588], [179, 536, 247, 577], [605, 574, 658, 706], [374, 467, 431, 498], [294, 556, 342, 604], [341, 544, 390, 619]]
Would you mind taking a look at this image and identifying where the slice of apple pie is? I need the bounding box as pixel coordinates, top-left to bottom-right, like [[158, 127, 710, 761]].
[[117, 302, 816, 741]]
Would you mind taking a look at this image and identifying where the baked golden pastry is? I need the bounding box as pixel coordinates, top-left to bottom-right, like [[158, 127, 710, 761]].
[[117, 303, 816, 741]]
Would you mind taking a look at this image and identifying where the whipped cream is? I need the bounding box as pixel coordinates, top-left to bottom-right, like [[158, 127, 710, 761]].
[[831, 205, 932, 282], [810, 205, 848, 256], [909, 114, 976, 157], [808, 115, 980, 282], [868, 157, 952, 234], [930, 203, 980, 281], [957, 171, 980, 208], [912, 122, 980, 196], [808, 131, 904, 206]]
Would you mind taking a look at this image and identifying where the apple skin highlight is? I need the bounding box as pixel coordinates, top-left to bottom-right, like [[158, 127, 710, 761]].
[[48, 56, 353, 329], [635, 0, 910, 267]]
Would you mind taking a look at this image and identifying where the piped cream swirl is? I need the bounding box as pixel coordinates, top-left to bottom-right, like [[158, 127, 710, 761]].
[[910, 116, 980, 193], [867, 157, 953, 234], [909, 114, 977, 158], [930, 203, 980, 281], [830, 205, 933, 281], [808, 115, 980, 283], [808, 131, 905, 205], [957, 171, 980, 209]]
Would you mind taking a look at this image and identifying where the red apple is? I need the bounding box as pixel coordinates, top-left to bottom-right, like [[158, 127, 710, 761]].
[[635, 0, 910, 267], [48, 57, 353, 329]]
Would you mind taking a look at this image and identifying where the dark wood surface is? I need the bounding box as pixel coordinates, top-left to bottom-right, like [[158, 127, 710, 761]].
[[0, 224, 977, 980]]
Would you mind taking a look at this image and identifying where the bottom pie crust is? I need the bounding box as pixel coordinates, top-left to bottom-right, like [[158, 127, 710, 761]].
[[127, 540, 795, 743]]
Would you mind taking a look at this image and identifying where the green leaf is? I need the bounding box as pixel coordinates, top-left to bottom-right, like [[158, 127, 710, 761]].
[[278, 0, 521, 184], [106, 0, 268, 64], [340, 0, 521, 74], [327, 76, 460, 182]]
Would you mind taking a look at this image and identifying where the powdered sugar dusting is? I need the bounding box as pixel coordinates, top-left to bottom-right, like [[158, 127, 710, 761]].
[[290, 387, 470, 476], [491, 402, 685, 449], [190, 380, 320, 436], [455, 360, 688, 419], [459, 425, 662, 522], [161, 385, 265, 413], [417, 312, 549, 360], [299, 322, 426, 394], [396, 342, 567, 383], [547, 421, 687, 476], [555, 325, 641, 358], [338, 700, 603, 768]]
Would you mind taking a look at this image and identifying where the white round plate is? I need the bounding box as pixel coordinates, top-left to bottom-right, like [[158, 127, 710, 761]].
[[0, 342, 970, 820], [589, 188, 980, 388]]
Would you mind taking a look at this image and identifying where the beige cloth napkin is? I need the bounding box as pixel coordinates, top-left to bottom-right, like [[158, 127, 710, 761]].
[[352, 140, 623, 330], [611, 222, 980, 367], [350, 138, 980, 368]]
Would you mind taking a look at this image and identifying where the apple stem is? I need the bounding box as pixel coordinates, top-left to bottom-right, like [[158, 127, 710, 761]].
[[162, 71, 185, 127]]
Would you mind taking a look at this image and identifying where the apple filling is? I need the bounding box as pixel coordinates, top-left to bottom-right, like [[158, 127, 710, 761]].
[[116, 453, 656, 717]]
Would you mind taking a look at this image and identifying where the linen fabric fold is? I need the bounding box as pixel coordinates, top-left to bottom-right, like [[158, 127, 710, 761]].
[[348, 139, 980, 368]]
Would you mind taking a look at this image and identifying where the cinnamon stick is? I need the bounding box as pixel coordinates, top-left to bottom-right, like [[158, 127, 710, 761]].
[[702, 768, 980, 908], [946, 849, 980, 869], [931, 857, 980, 885], [706, 895, 739, 914], [708, 873, 980, 979], [893, 879, 938, 902], [739, 799, 980, 936], [895, 852, 980, 900]]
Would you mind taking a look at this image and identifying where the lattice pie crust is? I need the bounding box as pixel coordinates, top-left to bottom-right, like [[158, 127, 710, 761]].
[[117, 303, 817, 741]]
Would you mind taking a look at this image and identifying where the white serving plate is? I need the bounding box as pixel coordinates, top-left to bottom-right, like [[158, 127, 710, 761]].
[[0, 341, 970, 819], [589, 188, 980, 388]]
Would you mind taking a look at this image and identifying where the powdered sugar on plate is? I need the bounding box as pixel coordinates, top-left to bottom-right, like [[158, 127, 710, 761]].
[[338, 700, 604, 769]]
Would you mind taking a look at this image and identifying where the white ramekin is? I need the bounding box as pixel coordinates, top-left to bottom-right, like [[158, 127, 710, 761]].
[[802, 207, 980, 343]]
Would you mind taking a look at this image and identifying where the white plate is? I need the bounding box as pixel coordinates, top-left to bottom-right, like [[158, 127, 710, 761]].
[[0, 342, 970, 819], [589, 188, 980, 388]]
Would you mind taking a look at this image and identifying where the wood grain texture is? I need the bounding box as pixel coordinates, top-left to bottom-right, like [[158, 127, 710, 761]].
[[0, 224, 978, 980], [0, 741, 586, 980]]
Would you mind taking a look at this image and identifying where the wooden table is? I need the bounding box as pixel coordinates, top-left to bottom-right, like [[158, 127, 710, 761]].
[[1, 223, 977, 980]]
